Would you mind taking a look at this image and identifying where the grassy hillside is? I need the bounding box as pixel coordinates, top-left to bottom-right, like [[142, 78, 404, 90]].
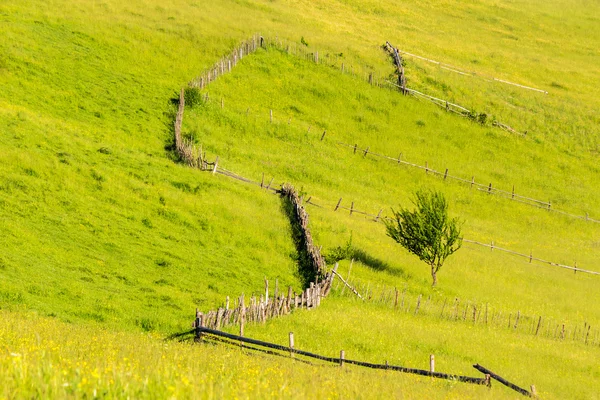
[[1, 0, 599, 398]]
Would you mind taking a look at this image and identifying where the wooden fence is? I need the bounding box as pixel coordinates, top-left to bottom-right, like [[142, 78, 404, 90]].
[[185, 158, 600, 346], [280, 183, 327, 279], [193, 326, 492, 387], [335, 140, 600, 224], [173, 34, 599, 346], [384, 41, 525, 134], [182, 65, 599, 226], [321, 195, 599, 277], [331, 275, 600, 348], [392, 46, 548, 95], [192, 184, 338, 332]]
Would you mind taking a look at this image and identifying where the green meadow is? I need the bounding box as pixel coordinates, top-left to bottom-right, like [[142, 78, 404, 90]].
[[1, 0, 599, 398]]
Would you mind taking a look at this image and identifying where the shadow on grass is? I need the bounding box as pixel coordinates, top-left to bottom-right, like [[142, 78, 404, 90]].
[[349, 248, 410, 280], [280, 195, 317, 289], [162, 91, 180, 161]]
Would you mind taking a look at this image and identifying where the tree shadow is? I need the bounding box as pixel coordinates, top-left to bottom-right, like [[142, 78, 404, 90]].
[[351, 248, 410, 279]]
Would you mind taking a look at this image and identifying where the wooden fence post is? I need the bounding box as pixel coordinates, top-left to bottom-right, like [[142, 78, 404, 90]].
[[289, 332, 295, 358], [270, 109, 273, 123], [212, 156, 219, 174], [430, 354, 435, 373], [265, 278, 269, 304], [239, 295, 245, 337], [414, 294, 422, 315], [194, 309, 203, 343], [340, 350, 345, 367], [334, 198, 342, 211]]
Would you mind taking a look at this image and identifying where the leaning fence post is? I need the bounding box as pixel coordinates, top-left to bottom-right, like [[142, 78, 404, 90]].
[[414, 294, 422, 315], [535, 316, 542, 335], [334, 198, 342, 211], [212, 156, 219, 174]]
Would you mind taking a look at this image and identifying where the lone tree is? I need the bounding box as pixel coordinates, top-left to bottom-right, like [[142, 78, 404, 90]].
[[385, 190, 462, 287]]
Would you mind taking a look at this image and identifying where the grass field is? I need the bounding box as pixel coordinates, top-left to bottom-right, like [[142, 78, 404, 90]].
[[1, 0, 599, 398]]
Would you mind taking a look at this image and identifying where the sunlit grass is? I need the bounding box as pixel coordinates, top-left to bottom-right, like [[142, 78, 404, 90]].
[[1, 0, 599, 397]]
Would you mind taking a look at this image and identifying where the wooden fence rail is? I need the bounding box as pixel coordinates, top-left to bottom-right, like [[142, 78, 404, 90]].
[[384, 41, 526, 135], [391, 45, 548, 95], [191, 183, 338, 332], [332, 275, 600, 348], [335, 140, 599, 224], [463, 239, 600, 276], [194, 326, 491, 386], [210, 156, 600, 279], [186, 162, 600, 347], [177, 35, 598, 225], [473, 364, 532, 397]]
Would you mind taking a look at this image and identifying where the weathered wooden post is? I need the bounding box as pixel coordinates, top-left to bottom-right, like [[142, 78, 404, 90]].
[[239, 296, 245, 337], [265, 278, 269, 304], [289, 332, 295, 357], [340, 350, 345, 367], [429, 354, 435, 373], [194, 309, 204, 343]]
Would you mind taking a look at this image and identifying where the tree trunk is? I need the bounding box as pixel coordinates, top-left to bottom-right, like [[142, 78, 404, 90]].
[[431, 265, 437, 287]]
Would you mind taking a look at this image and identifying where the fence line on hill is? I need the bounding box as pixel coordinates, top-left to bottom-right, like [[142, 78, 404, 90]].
[[383, 42, 526, 135], [333, 275, 600, 348], [176, 34, 548, 215], [186, 158, 600, 347], [193, 326, 491, 386], [336, 141, 551, 208], [191, 183, 342, 333], [185, 84, 600, 227], [184, 142, 598, 280], [172, 35, 598, 346], [392, 46, 549, 95], [335, 141, 600, 224], [193, 150, 600, 280], [311, 194, 600, 277]]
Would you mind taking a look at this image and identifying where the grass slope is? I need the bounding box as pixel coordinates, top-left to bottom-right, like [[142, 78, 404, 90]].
[[1, 0, 599, 398]]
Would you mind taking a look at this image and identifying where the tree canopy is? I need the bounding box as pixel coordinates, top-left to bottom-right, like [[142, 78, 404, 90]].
[[385, 190, 462, 286]]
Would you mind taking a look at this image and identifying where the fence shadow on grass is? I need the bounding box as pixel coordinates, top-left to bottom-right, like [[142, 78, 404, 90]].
[[280, 194, 318, 288]]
